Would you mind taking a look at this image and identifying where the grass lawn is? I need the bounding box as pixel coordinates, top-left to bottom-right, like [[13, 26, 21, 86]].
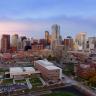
[[0, 68, 9, 73], [29, 77, 42, 87], [15, 79, 26, 83], [45, 92, 76, 96], [2, 79, 13, 85]]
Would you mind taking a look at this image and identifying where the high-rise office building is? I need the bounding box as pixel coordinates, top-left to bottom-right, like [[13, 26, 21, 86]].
[[49, 35, 52, 44], [17, 37, 22, 50], [75, 32, 86, 50], [45, 31, 49, 45], [87, 37, 96, 50], [24, 38, 31, 51], [51, 24, 61, 49], [51, 24, 60, 40], [64, 36, 74, 50], [11, 34, 18, 49], [21, 36, 27, 49], [1, 34, 10, 52], [17, 36, 27, 50], [24, 38, 31, 47]]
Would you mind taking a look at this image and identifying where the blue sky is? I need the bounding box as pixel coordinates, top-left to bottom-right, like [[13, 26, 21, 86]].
[[0, 0, 96, 38]]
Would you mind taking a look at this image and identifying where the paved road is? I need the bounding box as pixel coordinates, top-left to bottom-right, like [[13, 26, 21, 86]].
[[62, 74, 96, 96]]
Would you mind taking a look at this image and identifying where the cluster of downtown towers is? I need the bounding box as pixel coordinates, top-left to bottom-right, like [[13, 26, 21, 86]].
[[1, 24, 96, 53], [1, 24, 62, 52]]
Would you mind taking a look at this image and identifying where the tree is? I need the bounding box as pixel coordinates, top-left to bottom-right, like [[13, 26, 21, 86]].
[[89, 76, 96, 87], [47, 55, 55, 61]]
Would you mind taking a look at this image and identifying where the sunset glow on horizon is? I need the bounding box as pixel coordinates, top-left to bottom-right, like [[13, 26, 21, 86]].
[[0, 0, 96, 37]]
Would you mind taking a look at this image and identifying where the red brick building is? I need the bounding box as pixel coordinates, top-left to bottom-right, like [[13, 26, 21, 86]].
[[31, 43, 44, 51], [76, 64, 96, 79], [34, 60, 62, 81], [1, 34, 10, 52], [64, 37, 74, 50]]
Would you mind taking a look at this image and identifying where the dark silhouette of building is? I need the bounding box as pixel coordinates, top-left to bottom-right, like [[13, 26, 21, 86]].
[[24, 45, 32, 51]]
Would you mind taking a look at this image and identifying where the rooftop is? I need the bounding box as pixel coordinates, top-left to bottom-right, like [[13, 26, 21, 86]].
[[35, 60, 61, 70], [45, 66, 61, 70], [10, 67, 36, 75], [36, 60, 54, 67], [80, 64, 90, 69]]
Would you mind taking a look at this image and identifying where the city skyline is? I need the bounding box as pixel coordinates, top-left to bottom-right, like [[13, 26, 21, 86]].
[[0, 0, 96, 38], [0, 1, 96, 95]]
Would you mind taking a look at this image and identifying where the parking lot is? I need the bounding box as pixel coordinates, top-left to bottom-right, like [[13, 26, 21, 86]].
[[0, 83, 28, 93]]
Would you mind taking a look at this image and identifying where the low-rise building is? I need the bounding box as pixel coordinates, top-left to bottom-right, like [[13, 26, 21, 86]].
[[10, 67, 36, 79], [76, 63, 96, 79], [2, 53, 12, 60], [34, 60, 62, 81]]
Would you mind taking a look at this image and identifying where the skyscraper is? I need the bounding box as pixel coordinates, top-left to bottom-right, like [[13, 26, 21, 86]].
[[11, 34, 18, 49], [1, 34, 10, 52], [51, 24, 61, 49], [64, 36, 74, 50], [75, 32, 86, 50], [17, 36, 27, 50], [24, 38, 31, 51], [45, 31, 49, 45], [21, 36, 27, 49], [87, 37, 96, 50]]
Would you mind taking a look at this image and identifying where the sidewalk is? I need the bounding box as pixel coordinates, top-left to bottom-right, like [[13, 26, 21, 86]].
[[26, 78, 32, 89], [39, 77, 46, 85]]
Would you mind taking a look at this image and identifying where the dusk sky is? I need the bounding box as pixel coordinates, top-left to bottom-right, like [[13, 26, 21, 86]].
[[0, 0, 96, 38]]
